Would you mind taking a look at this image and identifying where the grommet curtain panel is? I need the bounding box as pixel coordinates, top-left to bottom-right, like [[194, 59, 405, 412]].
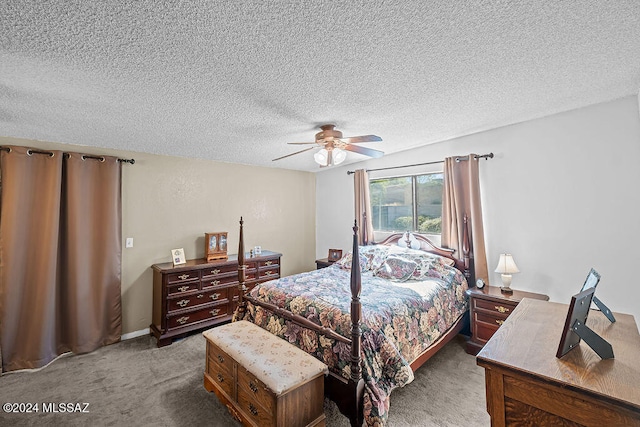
[[0, 146, 122, 373], [354, 169, 374, 245], [442, 154, 489, 283]]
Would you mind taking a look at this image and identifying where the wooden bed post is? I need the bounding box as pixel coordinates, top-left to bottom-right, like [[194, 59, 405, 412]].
[[350, 220, 362, 383], [235, 216, 248, 321], [349, 220, 365, 427], [462, 214, 473, 283]]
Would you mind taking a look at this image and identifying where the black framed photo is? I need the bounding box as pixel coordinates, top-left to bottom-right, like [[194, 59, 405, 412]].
[[328, 249, 343, 261], [556, 286, 596, 358]]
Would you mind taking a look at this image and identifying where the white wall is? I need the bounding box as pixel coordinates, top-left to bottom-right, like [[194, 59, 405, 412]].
[[316, 95, 640, 324]]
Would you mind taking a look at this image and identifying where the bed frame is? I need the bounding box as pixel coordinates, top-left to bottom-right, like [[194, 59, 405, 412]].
[[235, 216, 473, 427]]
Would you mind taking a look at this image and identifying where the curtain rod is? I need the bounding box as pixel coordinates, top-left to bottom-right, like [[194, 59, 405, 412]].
[[346, 152, 493, 175], [0, 146, 135, 164]]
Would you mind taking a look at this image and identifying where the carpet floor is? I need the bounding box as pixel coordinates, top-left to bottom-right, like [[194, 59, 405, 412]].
[[0, 333, 490, 426]]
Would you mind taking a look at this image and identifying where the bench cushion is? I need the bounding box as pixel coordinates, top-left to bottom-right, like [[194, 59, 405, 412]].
[[203, 320, 328, 395]]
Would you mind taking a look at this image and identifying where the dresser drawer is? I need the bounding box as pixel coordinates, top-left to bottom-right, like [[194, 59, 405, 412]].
[[258, 266, 280, 280], [167, 282, 200, 295], [474, 298, 516, 316], [167, 270, 201, 285], [259, 258, 279, 268], [207, 341, 236, 379], [167, 304, 229, 329], [167, 288, 230, 312], [201, 263, 237, 280], [202, 272, 237, 289], [237, 365, 276, 415], [237, 386, 274, 427], [476, 311, 509, 327]]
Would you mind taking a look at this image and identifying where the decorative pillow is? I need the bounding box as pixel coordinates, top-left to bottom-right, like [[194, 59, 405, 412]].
[[389, 245, 456, 267], [374, 256, 417, 282], [359, 245, 395, 271], [335, 251, 369, 272]]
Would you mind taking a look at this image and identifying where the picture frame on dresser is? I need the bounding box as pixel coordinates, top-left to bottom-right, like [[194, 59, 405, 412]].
[[328, 249, 343, 261], [171, 248, 186, 266]]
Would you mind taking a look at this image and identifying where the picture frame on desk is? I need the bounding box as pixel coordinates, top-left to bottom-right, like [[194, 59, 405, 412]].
[[171, 248, 186, 266], [328, 249, 343, 262]]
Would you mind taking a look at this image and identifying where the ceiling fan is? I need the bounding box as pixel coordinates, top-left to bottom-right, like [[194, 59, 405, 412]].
[[272, 124, 384, 167]]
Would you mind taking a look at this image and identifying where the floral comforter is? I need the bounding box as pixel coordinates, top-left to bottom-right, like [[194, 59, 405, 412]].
[[243, 246, 469, 426]]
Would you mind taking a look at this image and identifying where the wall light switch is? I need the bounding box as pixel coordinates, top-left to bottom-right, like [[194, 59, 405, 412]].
[[125, 237, 134, 248]]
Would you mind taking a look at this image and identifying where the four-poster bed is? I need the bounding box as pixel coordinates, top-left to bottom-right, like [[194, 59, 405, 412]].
[[234, 216, 473, 426]]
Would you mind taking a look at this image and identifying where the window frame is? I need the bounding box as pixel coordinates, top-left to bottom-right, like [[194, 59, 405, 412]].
[[369, 171, 444, 242]]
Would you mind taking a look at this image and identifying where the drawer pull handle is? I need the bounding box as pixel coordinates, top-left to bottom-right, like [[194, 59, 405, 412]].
[[217, 354, 224, 363], [177, 299, 190, 307], [248, 403, 258, 416], [210, 269, 220, 275], [496, 319, 504, 326], [249, 381, 258, 393], [178, 285, 190, 292], [210, 309, 220, 316], [265, 270, 273, 276], [176, 316, 189, 325], [196, 294, 204, 299], [265, 261, 273, 266], [217, 373, 224, 382], [495, 306, 509, 313], [178, 274, 190, 280], [210, 293, 221, 301], [210, 280, 220, 286]]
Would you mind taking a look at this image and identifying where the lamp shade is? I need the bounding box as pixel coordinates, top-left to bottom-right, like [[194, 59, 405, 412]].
[[333, 148, 347, 165], [314, 149, 328, 165], [495, 254, 519, 274]]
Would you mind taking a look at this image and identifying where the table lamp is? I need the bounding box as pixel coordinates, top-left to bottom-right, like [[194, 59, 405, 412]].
[[495, 253, 519, 294]]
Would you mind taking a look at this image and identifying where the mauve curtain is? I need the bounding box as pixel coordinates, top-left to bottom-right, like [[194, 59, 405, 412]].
[[0, 146, 63, 372], [354, 169, 374, 245], [59, 152, 122, 354], [442, 154, 489, 283], [0, 146, 122, 373]]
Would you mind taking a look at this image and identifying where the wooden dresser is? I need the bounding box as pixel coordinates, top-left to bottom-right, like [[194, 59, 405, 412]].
[[150, 250, 281, 347], [477, 298, 640, 426], [466, 285, 549, 355]]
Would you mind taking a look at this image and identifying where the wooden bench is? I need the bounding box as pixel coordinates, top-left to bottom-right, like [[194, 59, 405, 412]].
[[203, 320, 328, 427]]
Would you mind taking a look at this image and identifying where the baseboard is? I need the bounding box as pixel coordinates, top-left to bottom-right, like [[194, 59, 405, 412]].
[[121, 328, 150, 341]]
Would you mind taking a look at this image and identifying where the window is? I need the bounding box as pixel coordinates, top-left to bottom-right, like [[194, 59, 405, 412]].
[[370, 172, 443, 234]]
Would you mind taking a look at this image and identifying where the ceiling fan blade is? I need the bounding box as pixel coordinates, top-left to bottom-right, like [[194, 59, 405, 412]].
[[344, 144, 385, 158], [341, 135, 382, 144], [287, 142, 318, 145], [272, 146, 316, 161]]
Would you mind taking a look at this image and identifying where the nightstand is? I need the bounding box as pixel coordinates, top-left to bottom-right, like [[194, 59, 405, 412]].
[[465, 285, 549, 355], [315, 258, 335, 269]]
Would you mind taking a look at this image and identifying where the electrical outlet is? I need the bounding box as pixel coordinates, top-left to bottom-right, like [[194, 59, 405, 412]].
[[125, 237, 134, 248]]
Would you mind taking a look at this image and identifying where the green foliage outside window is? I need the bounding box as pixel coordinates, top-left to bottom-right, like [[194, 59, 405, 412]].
[[370, 173, 443, 234]]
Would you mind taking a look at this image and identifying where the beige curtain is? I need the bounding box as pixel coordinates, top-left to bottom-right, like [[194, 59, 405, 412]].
[[354, 169, 374, 245], [0, 146, 122, 372], [442, 154, 489, 283]]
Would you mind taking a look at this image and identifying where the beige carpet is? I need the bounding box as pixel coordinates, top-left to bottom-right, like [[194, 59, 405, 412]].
[[0, 333, 489, 426]]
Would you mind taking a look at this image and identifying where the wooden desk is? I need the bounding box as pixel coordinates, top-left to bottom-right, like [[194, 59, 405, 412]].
[[477, 298, 640, 426]]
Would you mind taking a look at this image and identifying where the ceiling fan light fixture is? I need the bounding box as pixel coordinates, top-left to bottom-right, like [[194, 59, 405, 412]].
[[333, 148, 347, 165], [314, 148, 328, 165]]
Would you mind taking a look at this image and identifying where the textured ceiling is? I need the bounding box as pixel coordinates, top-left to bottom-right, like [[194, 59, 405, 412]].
[[1, 1, 639, 172]]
